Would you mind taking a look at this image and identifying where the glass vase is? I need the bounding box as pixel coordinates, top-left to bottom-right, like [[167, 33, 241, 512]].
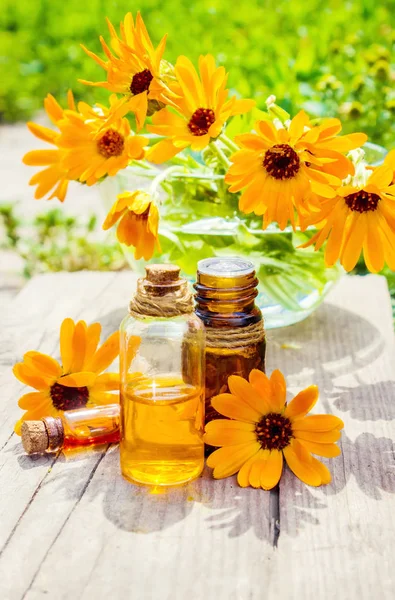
[[99, 143, 386, 330]]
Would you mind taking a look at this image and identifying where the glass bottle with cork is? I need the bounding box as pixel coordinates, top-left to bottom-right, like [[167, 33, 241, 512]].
[[119, 264, 206, 486], [21, 404, 120, 455], [194, 257, 266, 425]]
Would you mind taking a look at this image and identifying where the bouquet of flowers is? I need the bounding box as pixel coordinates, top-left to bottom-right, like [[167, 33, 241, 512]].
[[23, 12, 395, 282]]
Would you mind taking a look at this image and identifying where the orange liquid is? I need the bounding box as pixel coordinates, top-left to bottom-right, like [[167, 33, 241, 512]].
[[120, 376, 205, 486]]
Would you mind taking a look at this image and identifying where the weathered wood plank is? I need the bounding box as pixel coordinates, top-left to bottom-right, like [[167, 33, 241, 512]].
[[0, 273, 394, 600], [269, 276, 395, 600], [0, 271, 272, 600]]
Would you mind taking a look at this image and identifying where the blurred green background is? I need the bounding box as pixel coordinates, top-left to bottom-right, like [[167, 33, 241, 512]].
[[1, 0, 394, 146]]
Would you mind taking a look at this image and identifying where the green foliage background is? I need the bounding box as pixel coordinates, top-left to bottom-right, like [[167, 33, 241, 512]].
[[1, 0, 394, 147]]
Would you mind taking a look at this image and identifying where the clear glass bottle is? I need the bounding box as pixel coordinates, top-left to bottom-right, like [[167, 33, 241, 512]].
[[21, 404, 120, 454], [120, 264, 206, 486], [194, 257, 266, 425]]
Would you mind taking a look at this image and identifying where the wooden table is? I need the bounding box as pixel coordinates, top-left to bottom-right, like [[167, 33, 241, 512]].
[[1, 272, 394, 600]]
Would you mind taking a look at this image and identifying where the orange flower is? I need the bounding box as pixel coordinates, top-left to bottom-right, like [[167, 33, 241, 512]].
[[103, 191, 161, 260], [301, 162, 395, 272], [13, 318, 125, 435], [80, 12, 175, 129], [147, 55, 255, 163], [225, 111, 367, 230], [58, 95, 148, 185], [22, 92, 75, 202], [205, 369, 343, 489]]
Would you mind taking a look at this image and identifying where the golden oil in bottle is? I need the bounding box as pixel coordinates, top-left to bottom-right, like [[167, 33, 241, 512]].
[[119, 265, 205, 486], [194, 257, 266, 426], [120, 375, 204, 485]]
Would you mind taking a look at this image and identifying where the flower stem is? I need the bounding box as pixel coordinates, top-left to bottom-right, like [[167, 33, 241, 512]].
[[210, 140, 232, 169], [218, 133, 239, 153], [149, 165, 188, 201]]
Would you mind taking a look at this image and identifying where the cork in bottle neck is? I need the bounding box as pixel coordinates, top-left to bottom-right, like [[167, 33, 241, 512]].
[[129, 263, 194, 318], [143, 264, 185, 296], [21, 417, 64, 455]]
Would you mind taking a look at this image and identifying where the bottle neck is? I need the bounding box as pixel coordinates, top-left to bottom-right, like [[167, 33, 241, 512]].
[[42, 416, 65, 451], [194, 271, 262, 327]]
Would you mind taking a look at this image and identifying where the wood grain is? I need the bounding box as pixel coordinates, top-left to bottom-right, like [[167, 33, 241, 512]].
[[0, 273, 394, 600]]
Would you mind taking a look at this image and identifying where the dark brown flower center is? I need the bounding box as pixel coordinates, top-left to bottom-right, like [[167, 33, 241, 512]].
[[50, 382, 89, 411], [255, 412, 293, 450], [97, 129, 125, 158], [130, 69, 153, 95], [344, 190, 380, 213], [263, 144, 300, 180], [134, 206, 150, 221], [188, 108, 215, 136]]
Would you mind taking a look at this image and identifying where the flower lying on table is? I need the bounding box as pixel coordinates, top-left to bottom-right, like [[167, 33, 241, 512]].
[[13, 318, 121, 435], [205, 369, 343, 489]]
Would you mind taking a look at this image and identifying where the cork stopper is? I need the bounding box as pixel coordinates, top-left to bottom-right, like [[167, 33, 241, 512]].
[[145, 264, 180, 284], [21, 417, 64, 455], [129, 263, 193, 317], [21, 420, 49, 454]]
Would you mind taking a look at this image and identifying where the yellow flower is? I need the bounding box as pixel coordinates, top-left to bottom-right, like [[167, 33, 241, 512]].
[[58, 95, 148, 186], [102, 190, 161, 260], [146, 54, 255, 163], [13, 318, 125, 435], [80, 12, 174, 129], [205, 370, 344, 489], [22, 92, 75, 202], [225, 111, 368, 230], [301, 162, 395, 273], [384, 148, 395, 184]]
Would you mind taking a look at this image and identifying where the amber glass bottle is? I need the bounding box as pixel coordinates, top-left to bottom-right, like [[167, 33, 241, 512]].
[[194, 257, 266, 425]]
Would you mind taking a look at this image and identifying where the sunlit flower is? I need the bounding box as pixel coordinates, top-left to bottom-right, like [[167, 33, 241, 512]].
[[205, 369, 343, 490], [80, 12, 175, 128], [301, 162, 395, 272], [58, 95, 148, 185], [13, 318, 123, 435], [22, 92, 75, 202], [147, 54, 255, 163], [102, 190, 161, 260], [225, 111, 367, 230]]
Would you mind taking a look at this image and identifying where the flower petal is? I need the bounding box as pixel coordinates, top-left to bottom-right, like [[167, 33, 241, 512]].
[[211, 393, 261, 423], [292, 414, 344, 432], [207, 442, 261, 478], [228, 375, 267, 416], [70, 321, 87, 373], [18, 391, 48, 410], [294, 429, 341, 443], [23, 351, 62, 379], [248, 449, 270, 488], [83, 323, 102, 368], [13, 363, 51, 391], [283, 444, 322, 486], [237, 452, 262, 487], [311, 457, 332, 484], [260, 450, 283, 490], [285, 385, 319, 419], [60, 318, 75, 374], [87, 331, 120, 373], [93, 372, 120, 392], [59, 372, 97, 388], [248, 369, 272, 413], [298, 439, 341, 458], [204, 419, 256, 446], [269, 370, 287, 411]]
